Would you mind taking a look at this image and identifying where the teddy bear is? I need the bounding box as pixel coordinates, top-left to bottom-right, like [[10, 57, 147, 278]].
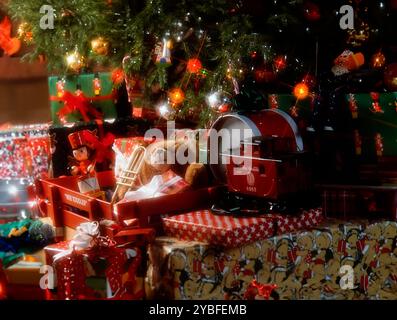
[[323, 258, 341, 293], [294, 232, 314, 283], [314, 230, 334, 265], [139, 138, 208, 188], [362, 223, 383, 272], [275, 237, 295, 269], [303, 261, 326, 299], [239, 243, 263, 286], [222, 247, 245, 299], [331, 227, 345, 262], [168, 249, 190, 299], [270, 266, 301, 300], [186, 246, 204, 282], [198, 251, 223, 299]]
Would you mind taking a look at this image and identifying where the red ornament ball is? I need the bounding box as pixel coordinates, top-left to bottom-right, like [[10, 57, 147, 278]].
[[303, 2, 321, 22], [384, 63, 397, 91], [187, 58, 202, 74], [218, 104, 230, 113]]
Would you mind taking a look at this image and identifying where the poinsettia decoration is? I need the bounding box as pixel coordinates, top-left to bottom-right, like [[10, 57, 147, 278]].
[[0, 16, 21, 56]]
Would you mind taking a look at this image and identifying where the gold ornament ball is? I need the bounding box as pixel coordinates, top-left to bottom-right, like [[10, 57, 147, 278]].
[[91, 37, 109, 56], [371, 52, 386, 69], [65, 51, 85, 72], [17, 22, 33, 43]]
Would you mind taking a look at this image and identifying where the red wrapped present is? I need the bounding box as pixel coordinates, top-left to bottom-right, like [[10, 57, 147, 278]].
[[162, 210, 276, 248], [44, 222, 144, 300], [276, 208, 324, 235]]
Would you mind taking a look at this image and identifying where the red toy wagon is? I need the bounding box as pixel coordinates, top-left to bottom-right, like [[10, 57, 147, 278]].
[[33, 171, 221, 241]]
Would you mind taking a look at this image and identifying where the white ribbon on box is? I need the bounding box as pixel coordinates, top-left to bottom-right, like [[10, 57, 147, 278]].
[[53, 222, 100, 261], [120, 174, 183, 203]]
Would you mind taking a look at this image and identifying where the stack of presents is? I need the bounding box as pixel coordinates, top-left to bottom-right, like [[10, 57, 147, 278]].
[[0, 72, 397, 300]]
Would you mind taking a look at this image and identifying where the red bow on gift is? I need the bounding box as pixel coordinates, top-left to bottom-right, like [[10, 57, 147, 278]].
[[244, 280, 277, 300], [57, 91, 103, 124], [0, 16, 21, 56], [82, 129, 115, 164]]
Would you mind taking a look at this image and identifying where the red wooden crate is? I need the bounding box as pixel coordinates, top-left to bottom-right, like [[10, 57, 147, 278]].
[[34, 171, 221, 239]]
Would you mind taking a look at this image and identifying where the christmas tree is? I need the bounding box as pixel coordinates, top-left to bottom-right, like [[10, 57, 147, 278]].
[[5, 0, 397, 126]]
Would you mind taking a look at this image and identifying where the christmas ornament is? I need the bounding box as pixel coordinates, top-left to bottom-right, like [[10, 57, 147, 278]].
[[17, 22, 33, 43], [155, 38, 172, 65], [0, 16, 21, 56], [347, 21, 369, 47], [370, 52, 386, 69], [207, 92, 221, 109], [169, 88, 185, 105], [375, 133, 384, 157], [65, 50, 86, 72], [384, 63, 397, 91], [303, 2, 321, 22], [122, 56, 145, 103], [369, 92, 383, 113], [348, 94, 358, 119], [354, 130, 362, 156], [218, 103, 230, 113], [186, 58, 202, 74], [269, 94, 279, 109], [273, 55, 287, 72], [158, 102, 174, 120], [91, 37, 109, 56], [332, 50, 365, 76], [293, 83, 309, 100]]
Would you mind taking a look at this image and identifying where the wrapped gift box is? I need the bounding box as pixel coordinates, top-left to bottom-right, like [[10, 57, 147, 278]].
[[345, 92, 397, 161], [44, 240, 144, 300], [147, 219, 397, 300], [48, 73, 129, 125], [0, 124, 50, 180], [162, 208, 323, 248], [276, 208, 324, 234], [162, 210, 276, 248]]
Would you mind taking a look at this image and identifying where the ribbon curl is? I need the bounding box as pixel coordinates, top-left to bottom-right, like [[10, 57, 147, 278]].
[[82, 130, 115, 164], [57, 91, 104, 124]]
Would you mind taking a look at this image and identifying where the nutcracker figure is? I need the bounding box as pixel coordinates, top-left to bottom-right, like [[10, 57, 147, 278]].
[[354, 130, 362, 156], [375, 133, 384, 157], [68, 130, 104, 199], [348, 94, 358, 119]]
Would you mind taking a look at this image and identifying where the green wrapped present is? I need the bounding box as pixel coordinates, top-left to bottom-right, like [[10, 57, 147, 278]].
[[345, 92, 397, 161], [48, 72, 119, 125]]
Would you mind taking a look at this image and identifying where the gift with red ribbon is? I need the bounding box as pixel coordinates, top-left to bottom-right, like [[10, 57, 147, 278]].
[[45, 222, 144, 300], [49, 73, 121, 125]]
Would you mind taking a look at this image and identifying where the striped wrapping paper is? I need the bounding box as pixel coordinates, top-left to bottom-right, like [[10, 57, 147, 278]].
[[276, 208, 324, 234], [162, 210, 276, 248], [162, 208, 324, 248]]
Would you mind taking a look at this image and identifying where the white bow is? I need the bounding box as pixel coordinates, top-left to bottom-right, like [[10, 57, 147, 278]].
[[53, 222, 100, 261]]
